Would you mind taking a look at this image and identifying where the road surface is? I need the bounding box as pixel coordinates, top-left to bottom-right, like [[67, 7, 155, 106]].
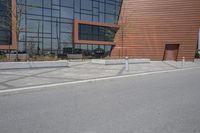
[[0, 68, 200, 133]]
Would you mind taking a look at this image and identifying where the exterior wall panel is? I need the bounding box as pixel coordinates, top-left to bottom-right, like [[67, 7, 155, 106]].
[[112, 0, 200, 61]]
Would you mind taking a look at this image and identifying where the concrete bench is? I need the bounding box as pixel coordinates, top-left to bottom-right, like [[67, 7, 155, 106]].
[[67, 54, 83, 60]]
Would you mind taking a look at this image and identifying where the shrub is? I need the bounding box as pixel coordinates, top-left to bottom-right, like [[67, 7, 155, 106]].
[[0, 51, 6, 56], [195, 52, 200, 58], [0, 51, 7, 61], [31, 54, 57, 61]]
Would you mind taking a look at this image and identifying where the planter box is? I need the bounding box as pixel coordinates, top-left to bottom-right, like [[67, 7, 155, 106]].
[[91, 59, 150, 65], [67, 54, 83, 59], [194, 59, 200, 63], [31, 55, 58, 61], [6, 54, 29, 61], [0, 60, 69, 70]]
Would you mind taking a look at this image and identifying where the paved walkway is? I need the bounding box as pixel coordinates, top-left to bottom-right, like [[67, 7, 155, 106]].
[[0, 60, 200, 90]]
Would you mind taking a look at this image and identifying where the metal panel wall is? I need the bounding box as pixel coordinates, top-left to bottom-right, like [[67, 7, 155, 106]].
[[112, 0, 200, 61]]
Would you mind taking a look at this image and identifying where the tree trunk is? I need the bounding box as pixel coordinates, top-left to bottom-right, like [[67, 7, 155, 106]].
[[16, 34, 19, 61], [16, 41, 19, 61]]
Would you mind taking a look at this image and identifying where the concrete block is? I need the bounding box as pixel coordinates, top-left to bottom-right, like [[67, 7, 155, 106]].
[[91, 59, 150, 65], [0, 60, 69, 70], [0, 62, 30, 70], [29, 60, 69, 68]]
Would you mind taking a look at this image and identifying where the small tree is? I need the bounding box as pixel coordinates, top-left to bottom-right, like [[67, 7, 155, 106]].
[[27, 39, 35, 58], [100, 3, 130, 57], [56, 18, 61, 55], [37, 21, 41, 55], [117, 6, 130, 57]]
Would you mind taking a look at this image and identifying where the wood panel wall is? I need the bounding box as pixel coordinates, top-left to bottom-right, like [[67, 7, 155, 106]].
[[112, 0, 200, 61]]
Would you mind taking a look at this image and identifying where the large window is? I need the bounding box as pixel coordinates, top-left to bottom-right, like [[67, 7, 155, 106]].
[[0, 0, 11, 45], [79, 24, 117, 42]]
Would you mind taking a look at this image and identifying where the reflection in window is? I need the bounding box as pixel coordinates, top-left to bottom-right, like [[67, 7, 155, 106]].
[[81, 0, 92, 10], [27, 0, 42, 7], [79, 24, 117, 42], [43, 21, 51, 33], [60, 33, 72, 43], [81, 14, 92, 21], [61, 0, 73, 7], [0, 0, 11, 45], [14, 0, 122, 55], [61, 7, 74, 19]]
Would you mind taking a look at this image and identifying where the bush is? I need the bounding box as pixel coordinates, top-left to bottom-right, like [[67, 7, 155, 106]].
[[0, 54, 6, 59], [0, 51, 6, 56], [0, 51, 6, 57], [195, 52, 200, 58], [0, 51, 7, 61], [31, 54, 57, 61]]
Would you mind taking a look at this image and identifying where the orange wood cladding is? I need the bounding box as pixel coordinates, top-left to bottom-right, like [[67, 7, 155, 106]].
[[73, 19, 119, 45], [111, 0, 200, 61], [0, 0, 17, 50]]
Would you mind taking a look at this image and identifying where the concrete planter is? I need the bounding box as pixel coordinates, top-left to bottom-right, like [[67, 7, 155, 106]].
[[0, 60, 69, 70], [0, 56, 7, 62], [6, 54, 29, 61], [194, 59, 200, 63], [91, 59, 150, 65], [31, 55, 58, 61]]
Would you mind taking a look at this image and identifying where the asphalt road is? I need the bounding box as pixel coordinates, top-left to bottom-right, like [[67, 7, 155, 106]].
[[0, 68, 200, 133]]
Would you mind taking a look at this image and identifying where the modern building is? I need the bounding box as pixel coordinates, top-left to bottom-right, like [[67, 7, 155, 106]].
[[111, 0, 200, 61], [0, 0, 200, 61]]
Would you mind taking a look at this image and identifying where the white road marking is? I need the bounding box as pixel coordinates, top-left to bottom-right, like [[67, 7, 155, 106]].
[[0, 66, 200, 94]]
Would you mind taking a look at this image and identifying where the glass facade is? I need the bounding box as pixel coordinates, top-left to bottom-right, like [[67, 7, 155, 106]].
[[0, 0, 11, 45], [14, 0, 122, 57], [79, 24, 117, 42]]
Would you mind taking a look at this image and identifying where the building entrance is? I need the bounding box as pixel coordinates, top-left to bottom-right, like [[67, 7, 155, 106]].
[[163, 44, 179, 61]]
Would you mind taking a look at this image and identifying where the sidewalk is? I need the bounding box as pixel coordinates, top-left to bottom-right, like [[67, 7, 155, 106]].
[[0, 60, 199, 90]]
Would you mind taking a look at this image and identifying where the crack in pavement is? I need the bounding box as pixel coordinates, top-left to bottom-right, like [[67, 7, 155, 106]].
[[163, 62, 180, 69]]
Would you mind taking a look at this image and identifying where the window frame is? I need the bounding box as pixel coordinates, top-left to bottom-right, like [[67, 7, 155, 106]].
[[74, 19, 119, 45]]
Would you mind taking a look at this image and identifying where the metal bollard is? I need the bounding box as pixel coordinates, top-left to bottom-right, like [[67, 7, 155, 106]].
[[182, 57, 185, 68], [125, 56, 129, 71]]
